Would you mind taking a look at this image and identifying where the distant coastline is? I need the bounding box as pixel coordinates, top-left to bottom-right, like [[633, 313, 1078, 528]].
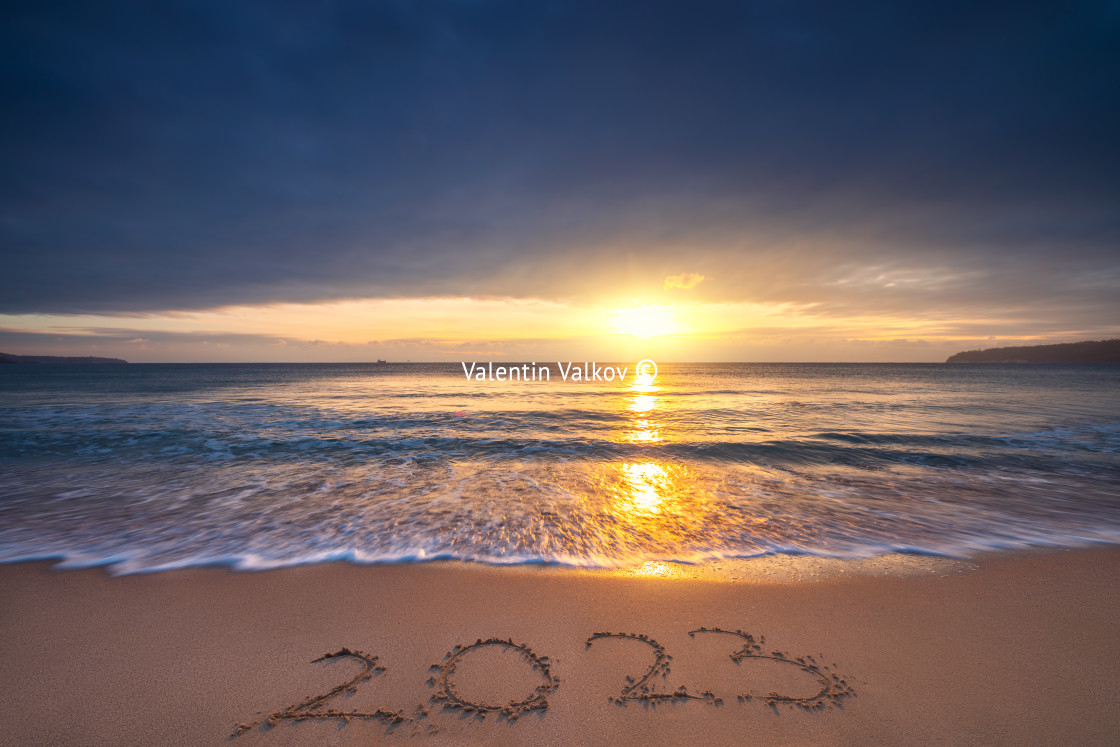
[[946, 339, 1120, 364], [2, 345, 1118, 364], [0, 352, 128, 365]]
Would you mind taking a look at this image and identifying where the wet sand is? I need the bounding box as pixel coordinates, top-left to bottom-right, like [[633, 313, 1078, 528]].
[[1, 547, 1118, 745]]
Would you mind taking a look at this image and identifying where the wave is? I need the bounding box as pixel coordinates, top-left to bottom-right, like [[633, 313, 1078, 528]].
[[2, 363, 1118, 575], [1, 454, 1118, 575]]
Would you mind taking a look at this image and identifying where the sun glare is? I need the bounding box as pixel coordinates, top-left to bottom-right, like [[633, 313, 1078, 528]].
[[613, 306, 676, 338]]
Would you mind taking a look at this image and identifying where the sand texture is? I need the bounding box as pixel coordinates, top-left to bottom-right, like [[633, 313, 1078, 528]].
[[2, 548, 1119, 745]]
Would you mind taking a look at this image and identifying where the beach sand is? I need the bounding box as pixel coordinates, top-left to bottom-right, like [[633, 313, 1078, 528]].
[[1, 548, 1118, 746]]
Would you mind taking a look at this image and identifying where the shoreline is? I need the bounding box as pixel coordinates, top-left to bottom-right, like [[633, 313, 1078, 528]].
[[3, 544, 1053, 582], [2, 546, 1119, 745]]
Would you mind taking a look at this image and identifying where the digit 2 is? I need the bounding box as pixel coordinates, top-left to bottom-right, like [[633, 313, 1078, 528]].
[[585, 632, 720, 705], [231, 647, 407, 736]]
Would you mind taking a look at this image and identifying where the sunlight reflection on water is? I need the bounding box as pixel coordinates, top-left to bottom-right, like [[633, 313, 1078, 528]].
[[1, 362, 1118, 573]]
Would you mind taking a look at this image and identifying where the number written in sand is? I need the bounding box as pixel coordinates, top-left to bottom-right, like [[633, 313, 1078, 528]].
[[231, 648, 407, 736], [428, 637, 559, 720], [688, 627, 855, 710], [233, 628, 854, 735], [585, 632, 719, 705], [234, 638, 558, 737]]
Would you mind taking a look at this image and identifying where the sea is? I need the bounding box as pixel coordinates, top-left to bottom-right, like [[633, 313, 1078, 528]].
[[1, 362, 1118, 574]]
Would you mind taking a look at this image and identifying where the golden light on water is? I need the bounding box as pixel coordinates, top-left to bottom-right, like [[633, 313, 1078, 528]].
[[590, 358, 727, 570], [618, 364, 662, 443], [620, 462, 670, 514], [610, 368, 702, 534], [629, 393, 655, 413], [614, 367, 671, 513], [602, 459, 716, 564], [629, 560, 679, 578], [622, 421, 660, 444]]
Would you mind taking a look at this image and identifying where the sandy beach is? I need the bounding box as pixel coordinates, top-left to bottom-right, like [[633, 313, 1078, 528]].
[[1, 548, 1118, 746]]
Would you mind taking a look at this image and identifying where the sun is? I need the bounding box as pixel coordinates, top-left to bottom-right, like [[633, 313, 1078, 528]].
[[613, 306, 676, 338]]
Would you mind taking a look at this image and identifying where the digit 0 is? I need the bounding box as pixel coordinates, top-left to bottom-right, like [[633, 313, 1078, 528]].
[[429, 637, 559, 720]]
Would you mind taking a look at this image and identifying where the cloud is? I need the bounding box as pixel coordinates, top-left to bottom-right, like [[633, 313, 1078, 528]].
[[0, 0, 1115, 346], [664, 273, 705, 291]]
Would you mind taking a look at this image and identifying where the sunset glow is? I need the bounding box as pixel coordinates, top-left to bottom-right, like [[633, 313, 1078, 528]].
[[613, 306, 677, 338], [0, 3, 1115, 364], [0, 294, 1112, 363]]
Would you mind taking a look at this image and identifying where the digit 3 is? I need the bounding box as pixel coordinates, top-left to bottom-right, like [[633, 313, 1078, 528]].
[[688, 628, 855, 709]]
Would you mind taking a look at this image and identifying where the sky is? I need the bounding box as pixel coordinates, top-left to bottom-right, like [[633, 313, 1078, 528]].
[[1, 0, 1118, 362]]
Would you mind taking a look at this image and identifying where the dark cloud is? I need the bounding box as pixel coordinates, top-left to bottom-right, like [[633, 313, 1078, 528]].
[[1, 0, 1118, 320]]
